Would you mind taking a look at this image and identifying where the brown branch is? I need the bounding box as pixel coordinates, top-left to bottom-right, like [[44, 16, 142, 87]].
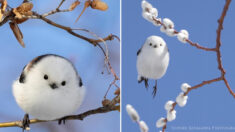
[[162, 0, 233, 131], [31, 12, 115, 46], [186, 39, 217, 51], [56, 0, 65, 10], [0, 95, 120, 128], [215, 0, 235, 98], [71, 28, 120, 98]]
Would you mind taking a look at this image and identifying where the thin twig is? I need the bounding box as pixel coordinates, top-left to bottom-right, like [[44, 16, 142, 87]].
[[56, 0, 66, 10], [72, 28, 120, 98], [42, 9, 71, 17]]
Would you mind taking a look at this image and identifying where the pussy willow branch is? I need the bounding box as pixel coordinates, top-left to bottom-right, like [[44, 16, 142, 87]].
[[0, 95, 120, 128], [162, 0, 232, 131]]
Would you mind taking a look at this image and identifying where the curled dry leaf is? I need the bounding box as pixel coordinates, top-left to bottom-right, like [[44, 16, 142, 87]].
[[9, 22, 25, 47], [91, 0, 108, 11], [0, 0, 7, 21], [69, 0, 80, 11], [13, 2, 33, 24], [75, 1, 90, 23], [15, 11, 32, 24], [114, 88, 120, 95], [115, 105, 120, 112]]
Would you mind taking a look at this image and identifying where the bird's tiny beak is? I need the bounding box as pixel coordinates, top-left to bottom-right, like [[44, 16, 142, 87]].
[[50, 83, 58, 89]]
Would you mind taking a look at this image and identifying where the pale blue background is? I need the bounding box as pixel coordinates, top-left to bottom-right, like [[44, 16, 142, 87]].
[[0, 0, 120, 132], [122, 0, 235, 132]]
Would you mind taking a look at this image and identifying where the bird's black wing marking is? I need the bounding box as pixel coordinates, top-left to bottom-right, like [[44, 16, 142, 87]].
[[138, 76, 144, 83], [19, 65, 26, 83], [79, 77, 83, 87], [137, 48, 141, 56]]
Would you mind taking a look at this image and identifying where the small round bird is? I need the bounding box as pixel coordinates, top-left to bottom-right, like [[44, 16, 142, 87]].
[[13, 54, 85, 129], [137, 35, 169, 97]]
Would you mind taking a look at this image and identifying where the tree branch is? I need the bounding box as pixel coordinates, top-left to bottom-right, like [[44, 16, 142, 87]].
[[0, 0, 120, 130], [162, 0, 233, 131], [0, 95, 120, 128]]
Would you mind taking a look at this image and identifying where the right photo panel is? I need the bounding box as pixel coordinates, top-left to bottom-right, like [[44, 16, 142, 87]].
[[122, 0, 235, 132]]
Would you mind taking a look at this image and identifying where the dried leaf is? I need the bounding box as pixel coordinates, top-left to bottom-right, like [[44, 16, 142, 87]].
[[15, 11, 32, 24], [0, 0, 7, 21], [91, 0, 108, 11], [114, 88, 120, 95], [69, 0, 80, 11], [15, 2, 33, 14], [75, 1, 90, 23], [9, 22, 25, 47], [13, 2, 33, 24], [13, 8, 23, 19]]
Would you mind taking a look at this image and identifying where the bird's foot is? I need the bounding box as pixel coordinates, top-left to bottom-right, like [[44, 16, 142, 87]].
[[152, 85, 157, 98], [58, 117, 66, 125], [144, 78, 149, 89], [22, 114, 30, 132], [152, 80, 158, 98]]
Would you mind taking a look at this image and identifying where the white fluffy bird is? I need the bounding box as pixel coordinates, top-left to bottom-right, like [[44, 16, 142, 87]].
[[137, 36, 169, 97], [13, 54, 85, 129]]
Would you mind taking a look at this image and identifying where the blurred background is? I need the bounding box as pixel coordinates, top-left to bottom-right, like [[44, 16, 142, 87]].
[[122, 0, 235, 132], [0, 0, 120, 132]]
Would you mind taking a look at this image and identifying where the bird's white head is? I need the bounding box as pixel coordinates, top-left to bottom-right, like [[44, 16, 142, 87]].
[[21, 54, 82, 91], [143, 35, 168, 55]]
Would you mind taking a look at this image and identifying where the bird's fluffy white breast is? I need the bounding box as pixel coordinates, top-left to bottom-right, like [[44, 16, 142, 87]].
[[137, 49, 169, 79], [137, 36, 170, 79], [13, 80, 85, 120]]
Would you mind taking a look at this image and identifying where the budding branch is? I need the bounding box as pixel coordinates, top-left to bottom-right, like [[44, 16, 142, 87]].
[[162, 0, 232, 131]]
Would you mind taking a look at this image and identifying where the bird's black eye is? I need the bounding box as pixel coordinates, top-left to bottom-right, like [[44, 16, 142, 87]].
[[160, 44, 162, 46], [61, 81, 66, 86], [44, 74, 48, 80], [154, 45, 157, 48], [149, 43, 152, 46]]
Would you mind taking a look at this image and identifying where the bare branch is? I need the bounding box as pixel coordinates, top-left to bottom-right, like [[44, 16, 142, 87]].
[[56, 0, 66, 10], [0, 95, 120, 128]]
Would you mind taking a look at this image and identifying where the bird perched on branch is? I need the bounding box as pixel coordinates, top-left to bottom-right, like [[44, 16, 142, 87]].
[[13, 54, 85, 130], [137, 36, 169, 97]]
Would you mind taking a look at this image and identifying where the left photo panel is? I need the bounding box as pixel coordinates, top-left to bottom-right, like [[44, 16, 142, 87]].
[[0, 0, 120, 132]]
